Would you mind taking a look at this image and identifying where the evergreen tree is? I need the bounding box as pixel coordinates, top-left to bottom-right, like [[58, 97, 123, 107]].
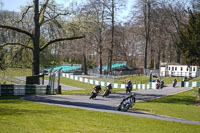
[[177, 10, 200, 66]]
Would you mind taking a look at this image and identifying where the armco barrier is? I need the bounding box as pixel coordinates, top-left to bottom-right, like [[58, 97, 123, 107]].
[[184, 81, 200, 87], [0, 84, 49, 96], [62, 73, 156, 89]]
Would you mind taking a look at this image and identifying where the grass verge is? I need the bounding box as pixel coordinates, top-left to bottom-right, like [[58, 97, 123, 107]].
[[0, 96, 199, 133], [189, 77, 200, 82], [114, 75, 183, 85], [0, 68, 32, 77], [134, 87, 200, 122], [45, 76, 126, 95]]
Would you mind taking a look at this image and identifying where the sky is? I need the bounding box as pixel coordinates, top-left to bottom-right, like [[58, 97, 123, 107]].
[[2, 0, 68, 11], [1, 0, 132, 22]]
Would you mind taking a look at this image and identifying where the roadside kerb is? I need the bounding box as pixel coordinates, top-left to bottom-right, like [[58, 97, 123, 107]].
[[184, 81, 200, 87]]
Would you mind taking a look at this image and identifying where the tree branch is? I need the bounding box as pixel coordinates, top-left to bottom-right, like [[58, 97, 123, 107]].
[[39, 0, 49, 25], [0, 25, 33, 38], [42, 12, 69, 26], [16, 6, 33, 23], [0, 42, 33, 50], [40, 35, 85, 51]]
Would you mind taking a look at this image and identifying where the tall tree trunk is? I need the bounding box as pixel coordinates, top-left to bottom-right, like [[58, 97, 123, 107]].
[[143, 0, 151, 69], [150, 44, 154, 69], [32, 0, 40, 76], [169, 42, 173, 63], [176, 48, 181, 64], [162, 47, 166, 62], [108, 0, 115, 73], [83, 53, 88, 75], [156, 43, 161, 69], [99, 52, 102, 74]]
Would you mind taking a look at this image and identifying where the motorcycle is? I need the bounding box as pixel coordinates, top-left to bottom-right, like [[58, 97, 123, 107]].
[[156, 82, 160, 89], [103, 87, 111, 97], [89, 89, 100, 99], [118, 93, 136, 112], [173, 79, 177, 87], [126, 85, 132, 93], [173, 82, 177, 87], [160, 80, 164, 89]]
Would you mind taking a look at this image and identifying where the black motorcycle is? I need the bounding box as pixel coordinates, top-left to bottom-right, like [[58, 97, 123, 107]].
[[160, 80, 164, 89], [126, 85, 132, 93], [103, 87, 111, 97], [89, 89, 98, 99], [156, 82, 160, 89], [118, 93, 136, 111]]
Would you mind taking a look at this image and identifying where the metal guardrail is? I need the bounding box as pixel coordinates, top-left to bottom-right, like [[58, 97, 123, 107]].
[[0, 75, 25, 84]]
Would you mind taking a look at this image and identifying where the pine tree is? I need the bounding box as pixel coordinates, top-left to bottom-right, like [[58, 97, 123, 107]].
[[177, 10, 200, 66]]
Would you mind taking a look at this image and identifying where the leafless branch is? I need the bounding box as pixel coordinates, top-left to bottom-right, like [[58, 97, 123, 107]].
[[16, 6, 33, 23], [0, 42, 33, 50], [0, 24, 33, 38], [40, 35, 85, 51], [39, 0, 49, 25]]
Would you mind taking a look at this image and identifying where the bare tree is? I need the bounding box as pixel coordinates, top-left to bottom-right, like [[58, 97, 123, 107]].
[[0, 0, 84, 77]]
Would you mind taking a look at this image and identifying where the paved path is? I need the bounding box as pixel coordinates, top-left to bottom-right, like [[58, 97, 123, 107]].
[[22, 84, 200, 125]]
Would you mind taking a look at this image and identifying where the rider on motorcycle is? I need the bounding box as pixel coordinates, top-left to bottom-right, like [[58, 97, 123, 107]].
[[93, 84, 102, 93], [89, 84, 102, 99], [126, 80, 132, 93], [103, 83, 112, 97], [106, 83, 112, 93]]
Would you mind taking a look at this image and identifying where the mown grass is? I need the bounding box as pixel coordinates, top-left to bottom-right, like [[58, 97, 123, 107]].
[[114, 75, 150, 84], [134, 87, 200, 122], [45, 76, 126, 95], [162, 77, 183, 85], [189, 76, 200, 82], [0, 78, 16, 84], [0, 68, 32, 77], [114, 75, 183, 85], [0, 96, 199, 133]]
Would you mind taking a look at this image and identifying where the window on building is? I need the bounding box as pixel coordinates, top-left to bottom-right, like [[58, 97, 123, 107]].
[[190, 67, 192, 71], [181, 67, 183, 71], [193, 67, 195, 71], [187, 67, 189, 71], [172, 67, 174, 71], [175, 67, 177, 71], [168, 67, 170, 70]]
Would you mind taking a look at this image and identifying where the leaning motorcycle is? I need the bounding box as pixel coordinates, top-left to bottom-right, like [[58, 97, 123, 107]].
[[126, 85, 132, 93], [118, 93, 136, 111], [89, 90, 99, 99], [103, 87, 111, 97]]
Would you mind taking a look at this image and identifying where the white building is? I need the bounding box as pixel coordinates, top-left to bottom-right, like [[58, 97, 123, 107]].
[[160, 64, 198, 77]]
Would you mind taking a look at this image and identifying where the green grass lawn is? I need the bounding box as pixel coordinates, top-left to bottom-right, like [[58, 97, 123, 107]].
[[0, 96, 199, 133], [0, 68, 32, 77], [114, 75, 150, 84], [162, 77, 183, 85], [45, 76, 126, 95], [0, 78, 16, 84], [114, 75, 183, 85], [134, 87, 200, 122], [189, 76, 200, 82]]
